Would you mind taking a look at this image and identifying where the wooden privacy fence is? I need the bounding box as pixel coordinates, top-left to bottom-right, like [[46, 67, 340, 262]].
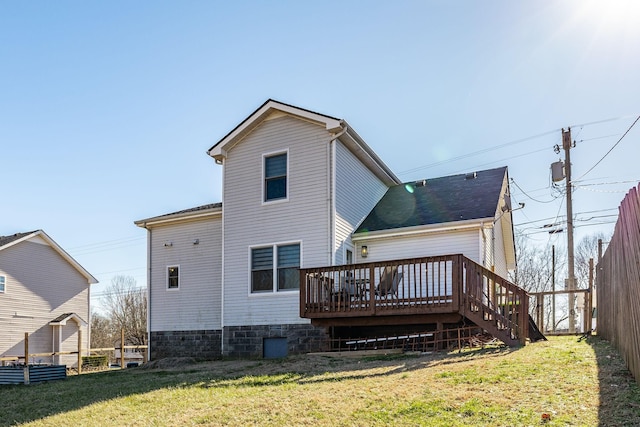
[[598, 183, 640, 383]]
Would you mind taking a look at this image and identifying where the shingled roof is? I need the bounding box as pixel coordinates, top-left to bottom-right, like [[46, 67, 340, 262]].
[[134, 203, 222, 227], [0, 231, 38, 248], [355, 166, 508, 234], [150, 203, 222, 219]]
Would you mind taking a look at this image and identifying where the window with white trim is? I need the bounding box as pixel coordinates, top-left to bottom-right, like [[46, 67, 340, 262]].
[[251, 243, 300, 293], [167, 266, 180, 290], [0, 275, 5, 293], [264, 152, 287, 202]]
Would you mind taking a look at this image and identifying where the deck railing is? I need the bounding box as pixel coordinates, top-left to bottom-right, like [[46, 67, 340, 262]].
[[300, 255, 460, 318], [460, 257, 528, 344], [300, 254, 528, 343]]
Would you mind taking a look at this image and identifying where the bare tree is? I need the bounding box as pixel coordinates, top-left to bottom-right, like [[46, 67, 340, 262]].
[[510, 231, 606, 331], [510, 233, 568, 331], [101, 275, 147, 346], [510, 233, 565, 293], [575, 232, 608, 290], [90, 311, 116, 349]]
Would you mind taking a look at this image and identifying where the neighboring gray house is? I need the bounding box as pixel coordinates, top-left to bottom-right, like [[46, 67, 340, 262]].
[[0, 230, 97, 367], [136, 99, 517, 359]]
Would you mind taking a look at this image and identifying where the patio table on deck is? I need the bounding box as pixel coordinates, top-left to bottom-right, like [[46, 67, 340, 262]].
[[340, 277, 370, 301]]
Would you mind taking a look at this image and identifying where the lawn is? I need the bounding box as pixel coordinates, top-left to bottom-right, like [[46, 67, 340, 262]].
[[1, 336, 638, 426]]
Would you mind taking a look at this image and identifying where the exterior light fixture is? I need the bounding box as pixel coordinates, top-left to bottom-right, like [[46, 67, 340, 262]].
[[361, 245, 368, 258]]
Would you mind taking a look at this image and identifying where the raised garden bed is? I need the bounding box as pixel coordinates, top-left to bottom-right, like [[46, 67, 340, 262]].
[[0, 365, 66, 385]]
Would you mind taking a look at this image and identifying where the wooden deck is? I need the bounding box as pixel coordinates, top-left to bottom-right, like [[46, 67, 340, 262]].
[[300, 254, 529, 346]]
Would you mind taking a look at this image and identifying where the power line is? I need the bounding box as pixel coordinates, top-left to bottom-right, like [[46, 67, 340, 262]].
[[511, 178, 558, 203], [573, 179, 640, 186], [397, 114, 636, 177], [93, 267, 146, 276], [574, 185, 631, 194], [67, 235, 144, 251], [397, 129, 558, 176], [513, 207, 619, 227], [576, 115, 640, 181]]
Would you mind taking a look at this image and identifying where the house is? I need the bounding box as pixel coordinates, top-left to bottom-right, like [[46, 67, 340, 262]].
[[352, 167, 515, 277], [0, 230, 97, 367], [135, 99, 520, 360]]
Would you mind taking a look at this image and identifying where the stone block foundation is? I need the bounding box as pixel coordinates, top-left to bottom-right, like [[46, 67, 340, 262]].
[[149, 329, 222, 361], [223, 324, 330, 358]]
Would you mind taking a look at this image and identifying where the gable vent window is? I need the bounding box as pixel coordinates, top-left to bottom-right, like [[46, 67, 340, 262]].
[[264, 152, 287, 202]]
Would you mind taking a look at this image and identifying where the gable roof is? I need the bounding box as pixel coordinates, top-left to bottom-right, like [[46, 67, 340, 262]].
[[207, 99, 400, 186], [134, 203, 223, 228], [0, 231, 36, 248], [355, 166, 509, 234], [49, 312, 87, 327], [0, 230, 98, 284]]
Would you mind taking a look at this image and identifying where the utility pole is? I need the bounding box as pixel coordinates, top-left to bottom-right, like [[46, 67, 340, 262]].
[[562, 128, 577, 333], [552, 245, 556, 333]]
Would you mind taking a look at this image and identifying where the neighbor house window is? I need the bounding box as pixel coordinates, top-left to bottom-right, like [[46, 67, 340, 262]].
[[0, 276, 5, 293], [167, 266, 179, 289], [264, 152, 287, 202], [251, 243, 300, 293]]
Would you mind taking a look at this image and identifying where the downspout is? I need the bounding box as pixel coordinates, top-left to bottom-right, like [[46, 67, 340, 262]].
[[480, 222, 487, 268], [220, 159, 226, 356], [141, 223, 152, 359], [87, 279, 91, 358], [329, 123, 348, 266]]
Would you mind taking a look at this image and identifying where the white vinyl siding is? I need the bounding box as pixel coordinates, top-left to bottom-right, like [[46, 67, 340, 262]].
[[0, 240, 90, 367], [493, 218, 509, 277], [355, 228, 481, 264], [222, 115, 329, 326], [334, 140, 389, 265], [149, 217, 222, 332]]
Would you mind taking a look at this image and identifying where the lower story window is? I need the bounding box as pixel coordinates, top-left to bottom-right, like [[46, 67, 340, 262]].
[[251, 243, 300, 293], [167, 266, 179, 289]]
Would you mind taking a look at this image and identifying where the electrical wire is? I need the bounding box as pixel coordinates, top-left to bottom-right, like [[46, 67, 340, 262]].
[[397, 129, 558, 176], [397, 114, 635, 177], [511, 178, 558, 203], [576, 115, 640, 181]]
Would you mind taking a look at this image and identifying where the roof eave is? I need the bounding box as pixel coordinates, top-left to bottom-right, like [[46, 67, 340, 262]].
[[207, 99, 343, 161], [353, 217, 494, 241], [340, 124, 401, 186], [135, 206, 223, 228], [1, 230, 98, 284]]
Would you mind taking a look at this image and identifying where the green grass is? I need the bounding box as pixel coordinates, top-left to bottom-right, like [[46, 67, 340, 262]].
[[1, 336, 638, 426]]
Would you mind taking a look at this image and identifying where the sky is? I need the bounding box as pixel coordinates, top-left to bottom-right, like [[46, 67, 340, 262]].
[[2, 1, 639, 311]]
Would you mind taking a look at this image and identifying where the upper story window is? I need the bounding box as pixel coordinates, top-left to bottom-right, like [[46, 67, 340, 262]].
[[0, 275, 5, 293], [167, 266, 179, 290], [251, 243, 300, 293], [264, 152, 287, 202]]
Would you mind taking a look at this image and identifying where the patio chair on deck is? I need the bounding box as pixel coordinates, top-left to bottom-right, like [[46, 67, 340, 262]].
[[309, 273, 334, 304], [375, 266, 402, 297]]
